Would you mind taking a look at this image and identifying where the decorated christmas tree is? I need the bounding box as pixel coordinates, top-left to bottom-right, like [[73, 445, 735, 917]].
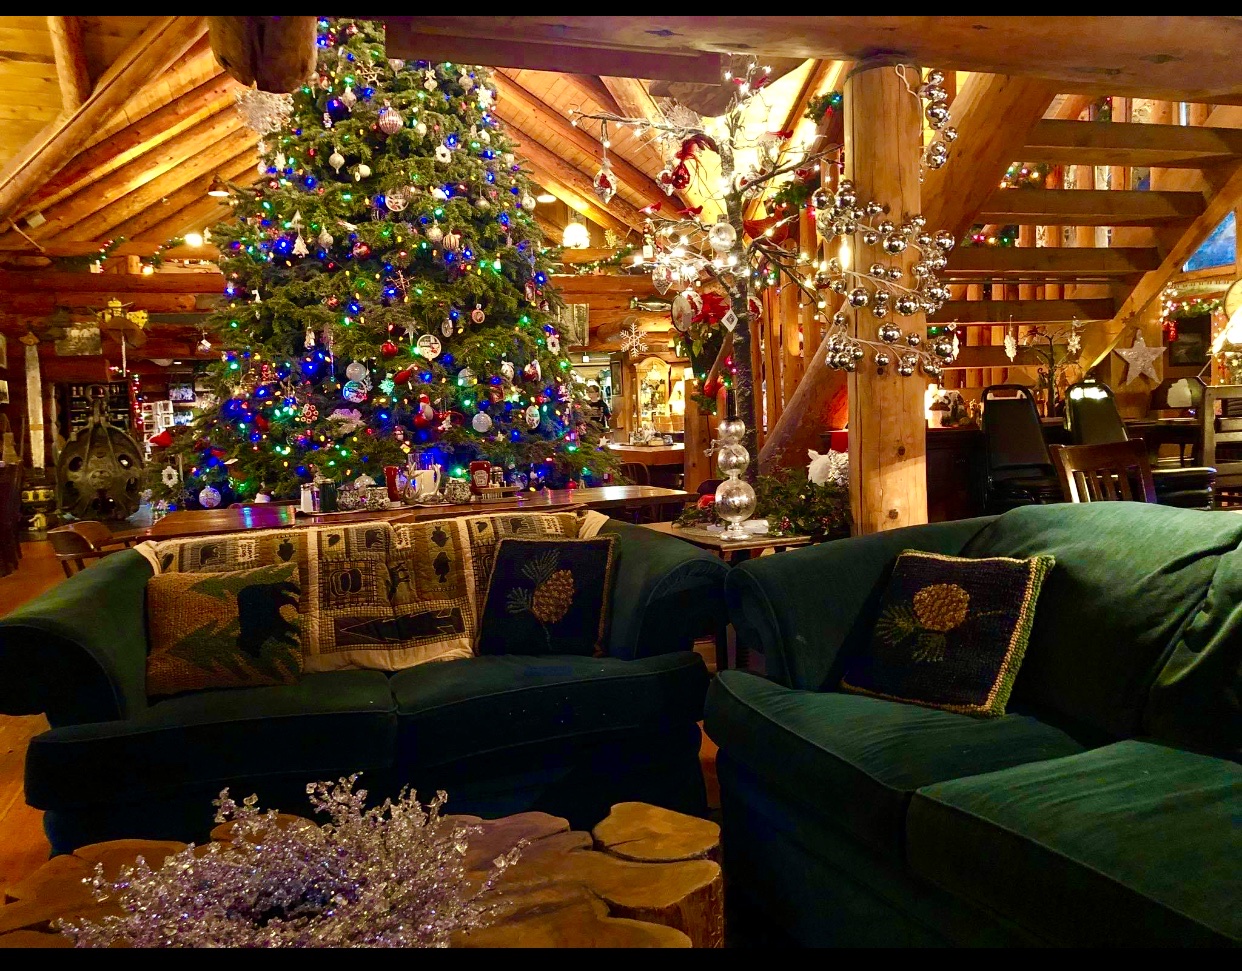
[[157, 18, 614, 510]]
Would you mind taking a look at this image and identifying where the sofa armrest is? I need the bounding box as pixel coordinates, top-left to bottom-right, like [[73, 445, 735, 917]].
[[600, 519, 730, 660], [726, 517, 995, 691], [0, 549, 152, 725]]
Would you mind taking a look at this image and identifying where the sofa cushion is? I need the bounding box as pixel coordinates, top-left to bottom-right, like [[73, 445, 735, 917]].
[[907, 740, 1241, 947], [962, 503, 1242, 739], [24, 670, 397, 811], [704, 670, 1088, 862], [476, 536, 618, 657], [390, 651, 708, 769], [146, 562, 303, 697], [840, 550, 1053, 717]]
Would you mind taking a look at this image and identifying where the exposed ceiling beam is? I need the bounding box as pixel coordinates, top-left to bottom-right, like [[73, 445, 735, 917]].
[[974, 188, 1204, 226], [207, 16, 318, 93], [0, 270, 224, 293], [129, 162, 261, 244], [46, 16, 91, 112], [381, 18, 724, 83], [1022, 118, 1242, 168], [502, 118, 645, 236], [18, 105, 247, 243], [376, 16, 1242, 104], [489, 72, 669, 211], [0, 16, 208, 227], [928, 298, 1116, 325], [943, 246, 1160, 277], [21, 71, 239, 219]]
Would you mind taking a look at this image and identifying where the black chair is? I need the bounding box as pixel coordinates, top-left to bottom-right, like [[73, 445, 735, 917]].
[[980, 385, 1064, 514], [1065, 378, 1215, 510]]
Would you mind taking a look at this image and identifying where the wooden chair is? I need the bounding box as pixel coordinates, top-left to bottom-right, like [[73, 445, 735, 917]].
[[618, 462, 651, 486], [46, 521, 136, 577], [1199, 383, 1242, 506], [1050, 441, 1158, 504]]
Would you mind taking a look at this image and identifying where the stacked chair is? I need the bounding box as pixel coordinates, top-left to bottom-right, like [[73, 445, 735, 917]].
[[979, 385, 1064, 514]]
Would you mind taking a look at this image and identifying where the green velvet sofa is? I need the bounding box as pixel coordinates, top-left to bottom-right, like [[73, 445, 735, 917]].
[[705, 503, 1240, 947], [0, 518, 727, 855]]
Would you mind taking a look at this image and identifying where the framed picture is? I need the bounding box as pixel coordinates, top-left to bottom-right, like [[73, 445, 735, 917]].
[[556, 303, 590, 348], [0, 331, 6, 369], [0, 379, 8, 404]]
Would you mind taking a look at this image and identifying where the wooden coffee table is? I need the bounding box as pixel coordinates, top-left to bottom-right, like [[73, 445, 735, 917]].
[[0, 802, 722, 948]]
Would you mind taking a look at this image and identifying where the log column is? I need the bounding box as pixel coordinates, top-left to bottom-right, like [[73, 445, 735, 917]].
[[844, 59, 928, 533]]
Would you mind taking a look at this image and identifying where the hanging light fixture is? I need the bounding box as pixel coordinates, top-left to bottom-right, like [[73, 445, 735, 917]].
[[206, 175, 232, 198], [562, 216, 591, 250]]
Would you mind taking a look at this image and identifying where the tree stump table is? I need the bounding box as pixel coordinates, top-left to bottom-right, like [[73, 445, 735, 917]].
[[0, 802, 722, 949]]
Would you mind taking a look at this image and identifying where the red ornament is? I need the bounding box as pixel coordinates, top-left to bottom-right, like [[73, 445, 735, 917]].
[[149, 429, 174, 448], [380, 340, 399, 358], [352, 241, 371, 258], [326, 295, 339, 308], [393, 367, 415, 384], [412, 393, 435, 428], [254, 414, 270, 432], [697, 494, 716, 510], [692, 290, 731, 326]]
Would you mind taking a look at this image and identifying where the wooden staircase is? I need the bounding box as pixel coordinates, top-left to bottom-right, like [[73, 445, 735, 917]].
[[928, 117, 1242, 389]]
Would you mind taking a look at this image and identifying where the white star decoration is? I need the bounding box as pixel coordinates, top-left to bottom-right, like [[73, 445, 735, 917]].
[[1116, 330, 1165, 386]]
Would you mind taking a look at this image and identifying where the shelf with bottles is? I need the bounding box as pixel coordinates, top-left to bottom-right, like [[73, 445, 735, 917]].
[[59, 381, 133, 436]]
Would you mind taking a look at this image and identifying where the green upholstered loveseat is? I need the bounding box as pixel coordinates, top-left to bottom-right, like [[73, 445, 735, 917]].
[[705, 503, 1240, 947], [0, 518, 727, 855]]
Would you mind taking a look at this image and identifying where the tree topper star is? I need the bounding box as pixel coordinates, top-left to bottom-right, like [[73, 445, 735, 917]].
[[1116, 330, 1165, 386]]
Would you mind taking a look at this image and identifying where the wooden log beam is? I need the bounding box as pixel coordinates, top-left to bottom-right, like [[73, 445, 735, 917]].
[[490, 73, 669, 210], [20, 72, 239, 219], [19, 107, 248, 243], [974, 188, 1204, 226], [1022, 119, 1242, 169], [0, 271, 224, 294], [504, 120, 643, 237], [0, 292, 212, 315], [114, 153, 259, 243], [46, 16, 91, 112], [921, 73, 1059, 241], [0, 16, 208, 227], [56, 128, 259, 245], [376, 17, 1242, 104], [207, 16, 318, 93], [942, 246, 1160, 277], [846, 59, 927, 534], [929, 298, 1115, 325], [551, 274, 659, 299], [382, 19, 723, 83]]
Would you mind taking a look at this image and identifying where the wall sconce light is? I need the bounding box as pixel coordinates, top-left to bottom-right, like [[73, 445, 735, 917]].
[[562, 217, 591, 250]]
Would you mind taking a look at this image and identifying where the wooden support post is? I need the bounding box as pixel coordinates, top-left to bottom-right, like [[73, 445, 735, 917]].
[[764, 285, 783, 432], [1042, 164, 1063, 301], [844, 59, 927, 534], [780, 247, 805, 412]]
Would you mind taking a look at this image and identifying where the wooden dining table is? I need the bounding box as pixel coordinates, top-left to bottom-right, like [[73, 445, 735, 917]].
[[139, 485, 695, 541]]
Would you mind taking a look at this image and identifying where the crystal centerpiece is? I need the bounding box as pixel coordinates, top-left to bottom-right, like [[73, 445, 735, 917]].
[[714, 413, 756, 540]]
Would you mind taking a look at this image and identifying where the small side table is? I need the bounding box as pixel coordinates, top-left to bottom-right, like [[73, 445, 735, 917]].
[[641, 521, 812, 671]]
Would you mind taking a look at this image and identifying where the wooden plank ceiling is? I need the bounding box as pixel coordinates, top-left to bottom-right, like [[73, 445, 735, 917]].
[[0, 15, 1237, 374]]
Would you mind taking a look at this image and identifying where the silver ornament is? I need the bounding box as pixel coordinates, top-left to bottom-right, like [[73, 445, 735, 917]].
[[832, 311, 849, 329], [942, 125, 959, 143], [878, 322, 902, 343], [906, 332, 923, 347], [873, 303, 890, 319], [850, 344, 866, 361], [811, 187, 832, 210], [882, 234, 908, 255], [340, 86, 357, 108], [329, 149, 345, 172], [934, 339, 955, 360], [865, 201, 886, 217], [873, 288, 892, 305], [877, 220, 895, 235], [933, 230, 956, 251], [886, 267, 903, 282], [862, 230, 880, 247], [317, 227, 333, 248], [868, 262, 887, 278], [895, 295, 921, 316], [847, 287, 869, 308], [925, 103, 951, 130], [378, 104, 404, 135], [896, 358, 916, 377], [874, 351, 891, 371]]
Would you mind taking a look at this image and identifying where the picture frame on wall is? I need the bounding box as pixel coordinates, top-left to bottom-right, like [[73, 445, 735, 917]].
[[0, 379, 9, 405], [0, 332, 6, 369]]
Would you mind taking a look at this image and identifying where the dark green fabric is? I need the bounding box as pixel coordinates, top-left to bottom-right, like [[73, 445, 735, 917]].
[[704, 670, 1088, 861], [716, 752, 1036, 947], [600, 519, 729, 660], [724, 517, 996, 692], [907, 740, 1242, 947], [391, 651, 708, 768], [25, 670, 396, 811], [841, 551, 1053, 717], [476, 536, 616, 657], [963, 503, 1242, 739], [0, 549, 152, 725], [1147, 543, 1242, 760]]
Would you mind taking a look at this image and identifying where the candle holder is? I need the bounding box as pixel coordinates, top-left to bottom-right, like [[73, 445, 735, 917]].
[[713, 407, 756, 540]]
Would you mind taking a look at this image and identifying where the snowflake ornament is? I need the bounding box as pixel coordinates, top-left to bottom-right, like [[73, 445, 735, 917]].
[[1004, 331, 1018, 362], [620, 323, 649, 357], [161, 466, 179, 488], [435, 145, 452, 164], [235, 88, 294, 135]]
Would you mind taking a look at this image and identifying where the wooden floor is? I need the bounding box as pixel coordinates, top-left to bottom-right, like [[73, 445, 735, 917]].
[[0, 541, 59, 897], [0, 539, 722, 897]]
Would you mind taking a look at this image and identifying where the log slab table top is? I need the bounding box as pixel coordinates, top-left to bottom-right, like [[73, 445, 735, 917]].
[[0, 803, 722, 949]]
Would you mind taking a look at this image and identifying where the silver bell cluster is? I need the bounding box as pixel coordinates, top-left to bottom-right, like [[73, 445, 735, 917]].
[[812, 179, 959, 378]]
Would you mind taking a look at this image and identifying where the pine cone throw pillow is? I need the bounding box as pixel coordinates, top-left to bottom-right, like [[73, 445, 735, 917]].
[[840, 550, 1054, 717], [476, 536, 617, 657]]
